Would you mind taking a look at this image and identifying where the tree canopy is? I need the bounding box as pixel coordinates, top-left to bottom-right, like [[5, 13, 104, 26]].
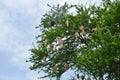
[[27, 0, 120, 80]]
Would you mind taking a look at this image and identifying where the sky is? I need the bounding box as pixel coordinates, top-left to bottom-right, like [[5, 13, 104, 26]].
[[0, 0, 102, 80]]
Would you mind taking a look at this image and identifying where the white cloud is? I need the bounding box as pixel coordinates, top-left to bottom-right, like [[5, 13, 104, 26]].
[[0, 0, 36, 9], [0, 0, 102, 18], [0, 0, 40, 17]]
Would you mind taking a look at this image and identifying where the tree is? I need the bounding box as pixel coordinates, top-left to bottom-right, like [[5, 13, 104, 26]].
[[27, 0, 120, 80]]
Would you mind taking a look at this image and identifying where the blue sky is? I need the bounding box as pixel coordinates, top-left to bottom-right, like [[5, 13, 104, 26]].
[[0, 0, 102, 80]]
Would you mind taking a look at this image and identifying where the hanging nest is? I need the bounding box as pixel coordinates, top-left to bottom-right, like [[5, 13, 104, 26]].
[[50, 44, 54, 51], [92, 28, 96, 33], [65, 19, 69, 27], [87, 76, 91, 80], [74, 32, 79, 40], [43, 40, 48, 46], [83, 32, 86, 37], [58, 38, 63, 47], [64, 62, 68, 70], [80, 25, 85, 33], [43, 55, 47, 62], [53, 65, 58, 71]]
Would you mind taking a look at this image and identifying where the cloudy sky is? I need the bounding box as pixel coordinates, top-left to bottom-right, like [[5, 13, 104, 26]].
[[0, 0, 102, 80]]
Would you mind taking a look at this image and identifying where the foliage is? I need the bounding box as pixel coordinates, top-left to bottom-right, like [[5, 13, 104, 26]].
[[27, 0, 120, 80]]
